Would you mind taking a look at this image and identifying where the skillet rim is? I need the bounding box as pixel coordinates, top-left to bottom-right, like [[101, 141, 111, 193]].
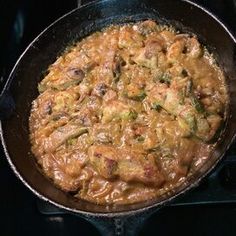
[[1, 0, 236, 217]]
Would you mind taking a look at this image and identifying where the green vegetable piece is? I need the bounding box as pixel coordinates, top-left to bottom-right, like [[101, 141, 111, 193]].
[[152, 102, 162, 111], [55, 79, 82, 91], [191, 95, 205, 113], [48, 126, 88, 152], [185, 115, 197, 132], [67, 138, 77, 146], [136, 136, 145, 142], [121, 110, 138, 120], [126, 86, 147, 101], [157, 73, 171, 84], [38, 79, 83, 93], [131, 90, 147, 101], [178, 90, 185, 105], [177, 118, 192, 138]]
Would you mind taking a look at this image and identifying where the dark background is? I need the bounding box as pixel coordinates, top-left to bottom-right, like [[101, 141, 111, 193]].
[[0, 0, 236, 235]]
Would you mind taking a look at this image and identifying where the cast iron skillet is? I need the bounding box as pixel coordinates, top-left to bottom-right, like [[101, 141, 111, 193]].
[[1, 0, 236, 235]]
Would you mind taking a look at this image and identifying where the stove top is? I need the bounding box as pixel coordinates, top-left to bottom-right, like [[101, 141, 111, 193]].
[[1, 0, 236, 235]]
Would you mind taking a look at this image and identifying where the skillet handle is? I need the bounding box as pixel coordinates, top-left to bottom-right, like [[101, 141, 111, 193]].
[[81, 209, 158, 236]]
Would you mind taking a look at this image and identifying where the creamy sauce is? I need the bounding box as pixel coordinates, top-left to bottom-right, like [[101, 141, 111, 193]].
[[29, 20, 228, 205]]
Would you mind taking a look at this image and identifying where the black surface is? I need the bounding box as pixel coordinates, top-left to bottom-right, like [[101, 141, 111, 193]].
[[1, 0, 236, 235]]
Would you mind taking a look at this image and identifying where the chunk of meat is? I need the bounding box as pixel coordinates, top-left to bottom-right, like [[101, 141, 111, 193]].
[[74, 107, 99, 126], [44, 124, 88, 152], [90, 123, 121, 144], [132, 35, 166, 69], [133, 48, 158, 69], [118, 154, 164, 186], [143, 129, 160, 151], [147, 83, 168, 105], [147, 83, 222, 141], [88, 145, 118, 179], [72, 95, 101, 126], [186, 37, 202, 58], [159, 30, 175, 45], [102, 100, 137, 123], [63, 151, 89, 176], [125, 83, 146, 101], [39, 55, 93, 92], [88, 145, 165, 186], [92, 83, 108, 97], [53, 171, 81, 192], [144, 35, 166, 58], [167, 40, 185, 63], [53, 90, 79, 112], [134, 20, 158, 35], [103, 89, 117, 102], [167, 35, 202, 62], [44, 68, 85, 91], [118, 26, 144, 49], [31, 91, 54, 121]]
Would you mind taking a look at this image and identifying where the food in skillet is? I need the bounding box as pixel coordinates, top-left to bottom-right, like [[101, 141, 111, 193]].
[[29, 20, 228, 205]]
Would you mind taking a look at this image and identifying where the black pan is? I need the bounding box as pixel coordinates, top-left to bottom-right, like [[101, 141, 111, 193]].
[[1, 0, 236, 235]]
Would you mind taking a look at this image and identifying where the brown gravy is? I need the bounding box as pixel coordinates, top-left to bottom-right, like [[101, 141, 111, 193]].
[[29, 20, 228, 205]]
